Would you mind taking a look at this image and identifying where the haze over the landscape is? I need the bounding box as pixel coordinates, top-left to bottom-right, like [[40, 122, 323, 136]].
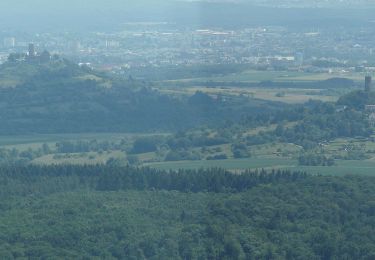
[[0, 0, 375, 258], [0, 0, 373, 31]]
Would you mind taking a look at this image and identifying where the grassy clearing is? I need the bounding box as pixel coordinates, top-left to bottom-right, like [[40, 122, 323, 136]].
[[0, 133, 169, 151], [285, 160, 375, 176], [158, 69, 361, 104], [75, 74, 102, 81], [158, 86, 341, 104], [4, 132, 374, 176], [164, 70, 364, 84], [0, 79, 19, 87], [145, 157, 375, 176], [2, 132, 374, 176], [33, 151, 125, 165], [250, 143, 303, 157], [144, 157, 296, 171]]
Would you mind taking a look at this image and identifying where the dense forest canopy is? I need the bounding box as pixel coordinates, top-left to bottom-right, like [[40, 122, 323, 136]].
[[338, 90, 375, 109], [0, 165, 374, 258]]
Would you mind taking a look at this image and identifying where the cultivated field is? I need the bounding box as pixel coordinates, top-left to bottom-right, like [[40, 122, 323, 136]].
[[164, 70, 364, 83], [145, 158, 375, 176], [0, 69, 372, 175], [0, 132, 374, 176], [157, 69, 361, 104]]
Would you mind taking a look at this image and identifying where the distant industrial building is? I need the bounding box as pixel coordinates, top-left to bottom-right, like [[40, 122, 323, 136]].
[[365, 105, 375, 112], [365, 76, 372, 92], [70, 41, 81, 52], [366, 104, 375, 126], [3, 37, 15, 48], [295, 52, 304, 66], [28, 43, 36, 57], [364, 76, 375, 125], [105, 40, 120, 49]]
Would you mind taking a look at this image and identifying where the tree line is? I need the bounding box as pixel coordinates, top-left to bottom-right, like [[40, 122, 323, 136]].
[[0, 164, 307, 196]]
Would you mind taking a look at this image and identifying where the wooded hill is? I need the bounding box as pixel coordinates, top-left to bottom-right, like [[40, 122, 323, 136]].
[[0, 58, 284, 134]]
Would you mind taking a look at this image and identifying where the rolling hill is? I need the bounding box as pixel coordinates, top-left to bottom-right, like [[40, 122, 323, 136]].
[[0, 57, 284, 135]]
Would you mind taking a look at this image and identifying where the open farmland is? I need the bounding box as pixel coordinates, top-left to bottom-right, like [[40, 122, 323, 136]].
[[163, 69, 364, 84], [158, 86, 339, 104], [145, 157, 375, 176]]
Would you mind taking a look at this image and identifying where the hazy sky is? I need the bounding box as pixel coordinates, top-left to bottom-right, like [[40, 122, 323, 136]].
[[0, 0, 372, 11], [0, 0, 176, 31], [0, 0, 373, 32]]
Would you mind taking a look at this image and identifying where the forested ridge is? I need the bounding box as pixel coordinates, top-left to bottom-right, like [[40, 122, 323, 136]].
[[0, 60, 284, 134], [0, 165, 375, 259]]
